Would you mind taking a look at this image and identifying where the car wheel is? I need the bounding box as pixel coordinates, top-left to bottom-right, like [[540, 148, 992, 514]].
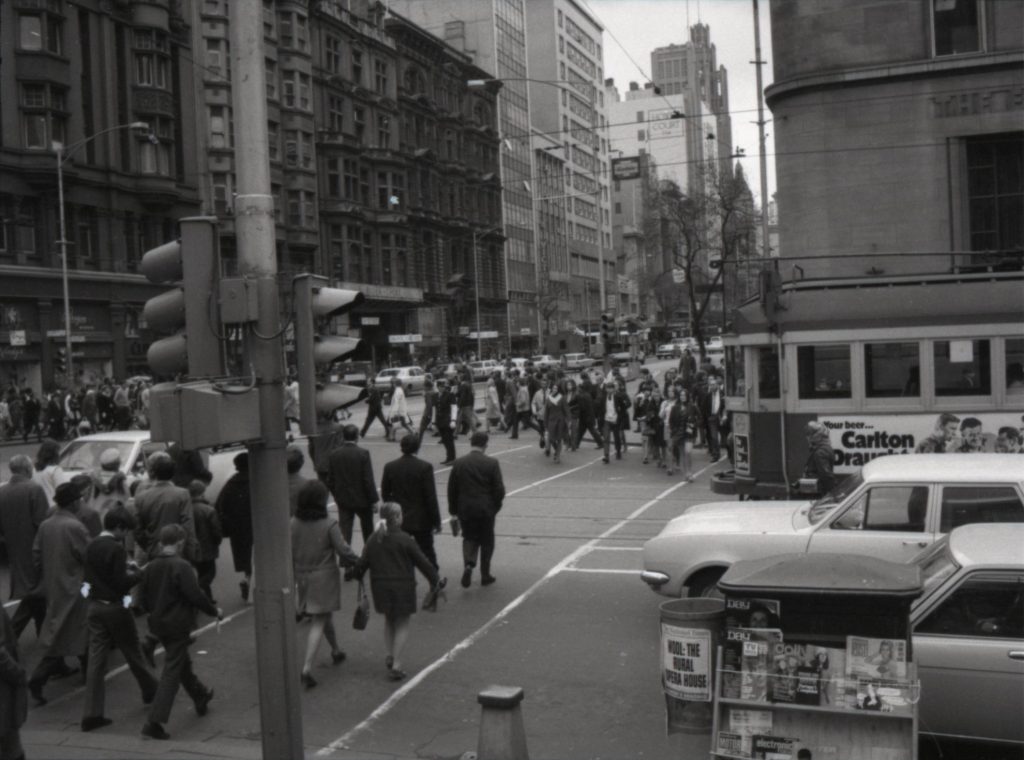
[[686, 568, 726, 599]]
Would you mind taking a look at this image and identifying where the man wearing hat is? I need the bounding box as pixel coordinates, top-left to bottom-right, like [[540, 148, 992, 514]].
[[28, 482, 91, 704]]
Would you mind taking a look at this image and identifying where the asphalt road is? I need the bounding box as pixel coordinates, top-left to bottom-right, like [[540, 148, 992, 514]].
[[6, 359, 736, 759]]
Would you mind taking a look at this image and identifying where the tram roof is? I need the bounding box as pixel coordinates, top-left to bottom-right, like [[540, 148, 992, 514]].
[[731, 270, 1024, 336]]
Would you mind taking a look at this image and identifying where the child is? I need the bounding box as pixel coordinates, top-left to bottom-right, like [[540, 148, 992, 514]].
[[188, 480, 222, 605]]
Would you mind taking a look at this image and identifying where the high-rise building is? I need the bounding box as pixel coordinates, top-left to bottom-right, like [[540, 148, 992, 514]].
[[650, 24, 733, 190], [526, 0, 614, 331], [390, 0, 546, 353], [0, 0, 202, 390]]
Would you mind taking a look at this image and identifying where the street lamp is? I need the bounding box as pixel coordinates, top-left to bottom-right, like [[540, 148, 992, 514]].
[[473, 225, 503, 358], [53, 121, 151, 386]]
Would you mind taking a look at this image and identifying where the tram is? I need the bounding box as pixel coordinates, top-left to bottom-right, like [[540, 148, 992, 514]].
[[712, 267, 1024, 499]]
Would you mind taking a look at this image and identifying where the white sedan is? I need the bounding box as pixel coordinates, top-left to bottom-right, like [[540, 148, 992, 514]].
[[561, 353, 594, 370], [641, 454, 1024, 598], [372, 366, 427, 396], [531, 354, 559, 369]]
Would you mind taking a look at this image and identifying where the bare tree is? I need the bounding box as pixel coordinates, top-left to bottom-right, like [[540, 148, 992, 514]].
[[657, 163, 757, 358]]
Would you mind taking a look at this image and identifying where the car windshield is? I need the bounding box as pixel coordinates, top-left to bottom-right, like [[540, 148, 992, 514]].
[[807, 471, 864, 524], [379, 370, 399, 378], [913, 538, 960, 603], [59, 440, 134, 473]]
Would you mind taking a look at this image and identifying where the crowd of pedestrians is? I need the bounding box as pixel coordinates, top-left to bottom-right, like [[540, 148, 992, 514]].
[[0, 379, 153, 443]]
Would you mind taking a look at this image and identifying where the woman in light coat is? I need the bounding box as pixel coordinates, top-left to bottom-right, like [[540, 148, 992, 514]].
[[543, 381, 570, 464], [291, 480, 360, 689], [386, 379, 413, 441], [484, 378, 501, 432]]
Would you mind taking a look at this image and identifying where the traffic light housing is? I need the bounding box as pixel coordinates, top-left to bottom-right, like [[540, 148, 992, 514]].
[[600, 312, 615, 345], [140, 217, 223, 378], [54, 347, 67, 375], [292, 274, 365, 435]]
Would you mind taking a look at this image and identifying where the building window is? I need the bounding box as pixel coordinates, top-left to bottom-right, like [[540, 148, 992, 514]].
[[327, 158, 342, 198], [21, 84, 66, 149], [282, 71, 310, 111], [139, 123, 172, 176], [353, 107, 366, 142], [267, 121, 279, 161], [19, 13, 62, 54], [325, 35, 343, 74], [279, 11, 308, 52], [1007, 338, 1024, 397], [328, 95, 344, 133], [374, 60, 389, 95], [343, 158, 359, 201], [263, 0, 276, 38], [376, 114, 391, 148], [205, 38, 228, 79], [265, 59, 278, 99], [76, 220, 98, 262], [352, 50, 364, 85], [287, 189, 315, 228], [934, 339, 991, 396], [966, 133, 1023, 252], [209, 105, 231, 149], [329, 224, 345, 281], [933, 0, 981, 57], [377, 171, 405, 211], [211, 172, 233, 215], [557, 9, 563, 26], [865, 342, 920, 398], [797, 345, 851, 399], [134, 30, 170, 89]]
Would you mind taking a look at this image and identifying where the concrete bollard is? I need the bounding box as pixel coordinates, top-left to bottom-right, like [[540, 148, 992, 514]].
[[476, 685, 529, 760]]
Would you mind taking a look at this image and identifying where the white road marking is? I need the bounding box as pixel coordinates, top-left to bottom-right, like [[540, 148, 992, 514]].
[[316, 457, 718, 755], [433, 443, 533, 474], [561, 568, 640, 575], [585, 546, 643, 551]]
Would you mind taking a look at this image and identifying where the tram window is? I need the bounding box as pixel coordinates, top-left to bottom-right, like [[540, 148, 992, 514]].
[[798, 345, 851, 399], [865, 342, 920, 398], [934, 339, 991, 396], [757, 346, 779, 399], [726, 346, 745, 396], [1006, 338, 1024, 395]]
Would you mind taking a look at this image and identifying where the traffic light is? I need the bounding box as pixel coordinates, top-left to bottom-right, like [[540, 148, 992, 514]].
[[600, 312, 615, 345], [140, 217, 223, 378], [54, 347, 67, 374], [292, 274, 365, 435]]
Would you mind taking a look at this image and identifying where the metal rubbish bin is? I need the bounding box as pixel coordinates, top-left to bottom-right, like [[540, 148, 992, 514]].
[[659, 598, 724, 734]]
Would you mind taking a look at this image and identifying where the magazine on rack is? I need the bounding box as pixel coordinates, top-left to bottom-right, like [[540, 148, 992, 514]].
[[718, 708, 773, 758], [850, 677, 914, 716], [751, 734, 797, 759], [740, 628, 784, 702], [846, 636, 908, 680]]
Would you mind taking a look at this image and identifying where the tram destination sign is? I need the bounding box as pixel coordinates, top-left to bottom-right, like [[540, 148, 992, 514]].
[[817, 411, 1021, 471]]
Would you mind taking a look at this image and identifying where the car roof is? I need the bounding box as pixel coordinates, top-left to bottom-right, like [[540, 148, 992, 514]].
[[66, 431, 150, 443], [860, 453, 1024, 483], [947, 523, 1024, 569]]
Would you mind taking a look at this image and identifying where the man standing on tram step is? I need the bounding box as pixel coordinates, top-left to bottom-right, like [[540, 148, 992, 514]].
[[81, 506, 158, 733], [435, 379, 458, 465], [360, 383, 391, 439], [326, 424, 380, 548], [802, 421, 836, 496], [138, 524, 220, 741], [381, 433, 442, 569], [448, 432, 506, 588]]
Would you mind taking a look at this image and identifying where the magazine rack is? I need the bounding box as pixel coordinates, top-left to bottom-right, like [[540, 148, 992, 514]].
[[709, 554, 923, 760]]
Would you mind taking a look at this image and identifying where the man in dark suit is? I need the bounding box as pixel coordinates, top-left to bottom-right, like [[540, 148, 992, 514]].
[[0, 454, 49, 638], [435, 379, 458, 465], [447, 432, 506, 588], [698, 376, 725, 461], [381, 434, 441, 569], [326, 424, 380, 547]]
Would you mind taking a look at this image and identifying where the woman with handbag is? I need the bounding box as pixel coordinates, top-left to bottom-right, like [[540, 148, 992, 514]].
[[357, 502, 441, 681], [386, 378, 414, 441], [291, 480, 360, 689]]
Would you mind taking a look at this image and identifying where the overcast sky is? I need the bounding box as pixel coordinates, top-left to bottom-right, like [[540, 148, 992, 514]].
[[587, 0, 776, 206]]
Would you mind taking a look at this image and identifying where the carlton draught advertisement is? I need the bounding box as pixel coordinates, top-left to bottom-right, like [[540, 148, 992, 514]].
[[818, 412, 1023, 472]]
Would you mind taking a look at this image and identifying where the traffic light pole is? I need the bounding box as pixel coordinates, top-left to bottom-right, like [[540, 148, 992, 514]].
[[229, 5, 303, 758]]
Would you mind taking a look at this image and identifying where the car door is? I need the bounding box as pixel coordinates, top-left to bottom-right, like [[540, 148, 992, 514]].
[[913, 571, 1024, 745], [806, 484, 935, 562]]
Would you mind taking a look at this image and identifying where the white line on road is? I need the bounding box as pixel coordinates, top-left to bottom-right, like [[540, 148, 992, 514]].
[[585, 546, 643, 551], [316, 456, 718, 755], [561, 567, 640, 575], [434, 443, 533, 475]]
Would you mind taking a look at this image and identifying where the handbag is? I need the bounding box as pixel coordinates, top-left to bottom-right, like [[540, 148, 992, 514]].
[[352, 579, 370, 631]]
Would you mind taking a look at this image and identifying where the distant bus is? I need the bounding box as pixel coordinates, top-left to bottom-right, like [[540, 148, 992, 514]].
[[713, 268, 1024, 499]]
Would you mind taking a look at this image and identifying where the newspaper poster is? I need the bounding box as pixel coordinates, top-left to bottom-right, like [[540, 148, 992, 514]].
[[846, 636, 908, 680], [661, 624, 712, 701]]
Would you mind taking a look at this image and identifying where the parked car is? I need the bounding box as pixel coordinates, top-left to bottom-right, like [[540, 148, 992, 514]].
[[909, 523, 1024, 749], [506, 357, 530, 373], [531, 354, 559, 370], [468, 359, 500, 381], [610, 349, 645, 366], [561, 353, 594, 370], [372, 366, 428, 398], [656, 338, 694, 359], [640, 454, 1024, 598]]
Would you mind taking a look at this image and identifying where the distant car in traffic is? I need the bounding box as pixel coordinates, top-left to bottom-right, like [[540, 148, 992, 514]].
[[372, 366, 427, 398], [609, 349, 645, 366], [640, 454, 1024, 598], [468, 359, 500, 381], [656, 338, 693, 359], [909, 522, 1024, 749], [531, 354, 559, 369], [561, 353, 594, 370]]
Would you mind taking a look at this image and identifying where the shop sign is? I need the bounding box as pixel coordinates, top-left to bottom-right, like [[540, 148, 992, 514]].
[[520, 328, 532, 335], [361, 316, 380, 326], [0, 347, 27, 361], [388, 334, 422, 344], [458, 326, 470, 336], [336, 282, 423, 302], [817, 412, 1021, 471], [8, 330, 26, 346], [661, 624, 711, 702], [469, 331, 499, 339], [611, 156, 642, 181]]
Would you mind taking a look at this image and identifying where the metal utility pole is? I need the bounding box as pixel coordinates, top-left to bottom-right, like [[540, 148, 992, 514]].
[[229, 5, 303, 758], [753, 0, 771, 260]]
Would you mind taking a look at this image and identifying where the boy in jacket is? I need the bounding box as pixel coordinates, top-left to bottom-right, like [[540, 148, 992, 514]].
[[138, 524, 221, 741]]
